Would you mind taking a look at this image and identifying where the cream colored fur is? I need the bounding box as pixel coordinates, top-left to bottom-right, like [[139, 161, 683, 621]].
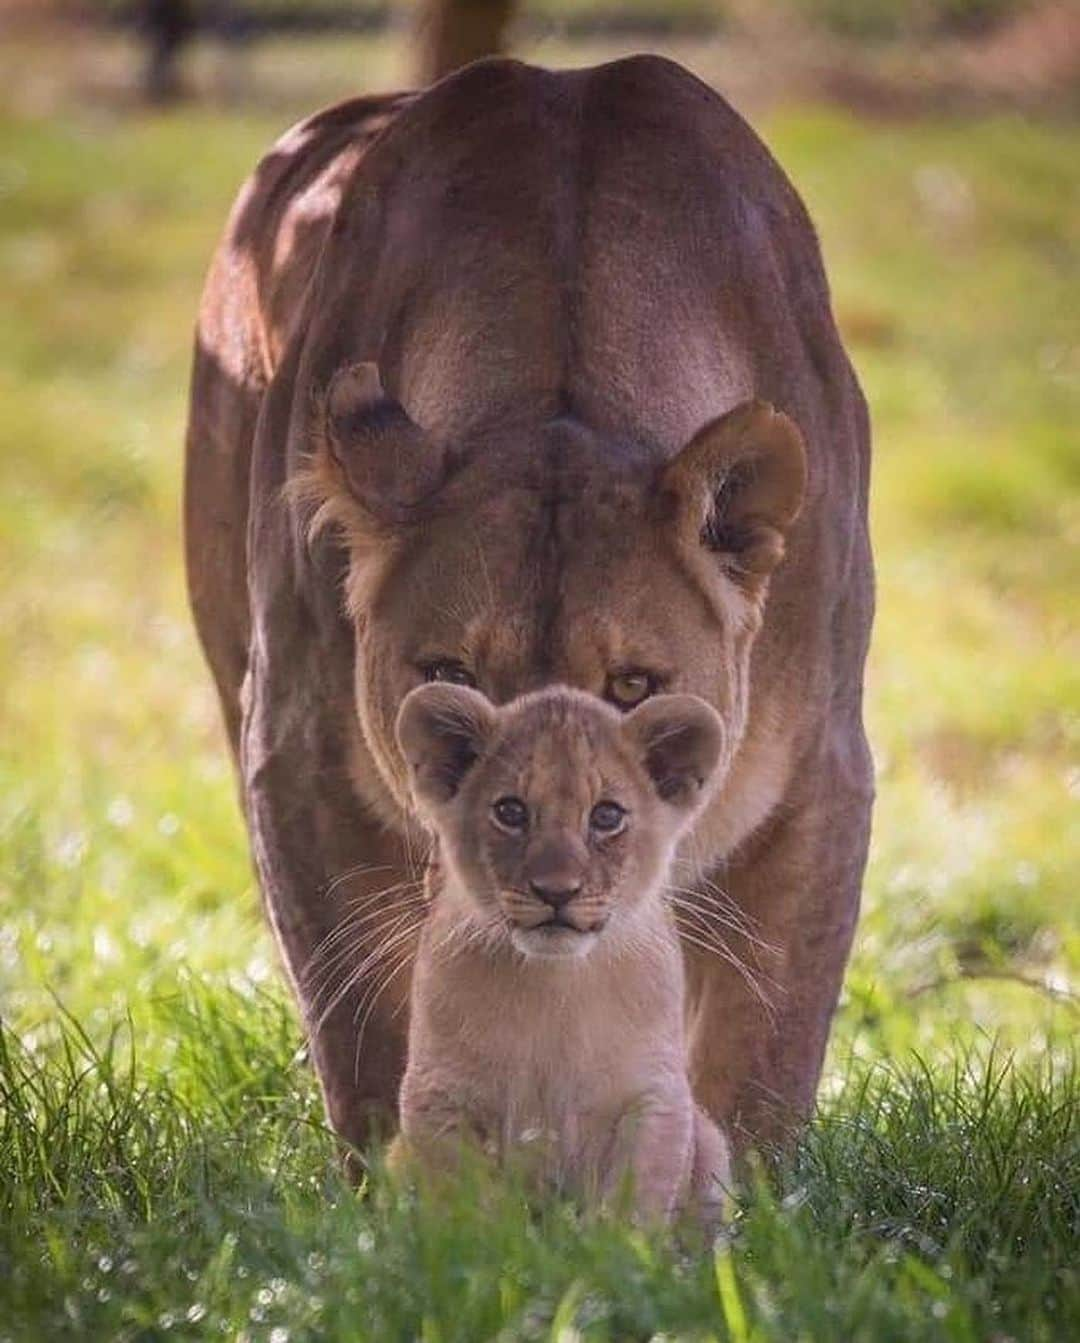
[[391, 685, 731, 1223]]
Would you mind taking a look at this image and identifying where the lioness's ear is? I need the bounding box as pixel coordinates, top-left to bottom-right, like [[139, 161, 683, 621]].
[[395, 684, 496, 808], [662, 400, 806, 582], [622, 694, 725, 811], [320, 362, 448, 525]]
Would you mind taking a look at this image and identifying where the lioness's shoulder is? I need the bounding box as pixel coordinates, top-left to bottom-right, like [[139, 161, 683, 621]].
[[403, 54, 803, 221]]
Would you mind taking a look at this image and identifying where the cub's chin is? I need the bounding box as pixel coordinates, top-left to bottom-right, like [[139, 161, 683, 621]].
[[510, 923, 599, 961]]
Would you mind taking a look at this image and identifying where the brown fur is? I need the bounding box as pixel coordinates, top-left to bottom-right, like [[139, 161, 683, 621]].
[[185, 56, 874, 1161], [392, 685, 729, 1222]]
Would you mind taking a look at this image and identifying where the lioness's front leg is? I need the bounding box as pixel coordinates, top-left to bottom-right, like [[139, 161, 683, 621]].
[[687, 731, 873, 1156], [238, 345, 423, 1166], [242, 606, 415, 1160], [249, 776, 416, 1162]]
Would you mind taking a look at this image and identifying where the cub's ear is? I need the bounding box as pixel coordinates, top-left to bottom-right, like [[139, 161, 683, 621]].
[[317, 362, 448, 526], [395, 684, 496, 809], [662, 400, 806, 582], [622, 694, 725, 811]]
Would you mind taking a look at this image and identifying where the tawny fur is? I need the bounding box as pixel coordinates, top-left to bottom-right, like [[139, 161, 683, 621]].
[[391, 685, 731, 1223]]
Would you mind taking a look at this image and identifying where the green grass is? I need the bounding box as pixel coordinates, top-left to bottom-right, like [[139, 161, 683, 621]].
[[3, 993, 1078, 1341], [1, 31, 1078, 1341]]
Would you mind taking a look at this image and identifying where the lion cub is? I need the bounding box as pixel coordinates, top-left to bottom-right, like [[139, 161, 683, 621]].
[[392, 683, 730, 1223]]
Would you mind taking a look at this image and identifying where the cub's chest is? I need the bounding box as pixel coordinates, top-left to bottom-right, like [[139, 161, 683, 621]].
[[470, 1035, 633, 1186], [415, 924, 686, 1164], [464, 1005, 670, 1155]]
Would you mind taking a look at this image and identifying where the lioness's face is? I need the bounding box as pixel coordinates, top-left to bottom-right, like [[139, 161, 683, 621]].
[[358, 487, 724, 817], [311, 371, 804, 824], [396, 685, 724, 960]]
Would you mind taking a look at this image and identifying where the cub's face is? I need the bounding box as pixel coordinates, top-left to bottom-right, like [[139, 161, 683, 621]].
[[396, 685, 725, 959]]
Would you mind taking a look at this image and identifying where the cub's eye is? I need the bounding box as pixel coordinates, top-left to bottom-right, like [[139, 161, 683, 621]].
[[606, 671, 655, 709], [492, 796, 529, 831], [589, 801, 627, 835], [423, 660, 477, 688]]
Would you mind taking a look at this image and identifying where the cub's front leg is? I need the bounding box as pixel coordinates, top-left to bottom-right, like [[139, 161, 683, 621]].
[[689, 1105, 731, 1227], [395, 1076, 485, 1180], [607, 1088, 695, 1224]]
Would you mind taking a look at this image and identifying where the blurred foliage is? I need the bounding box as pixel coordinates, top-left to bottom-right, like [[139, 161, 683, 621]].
[[782, 0, 1032, 39]]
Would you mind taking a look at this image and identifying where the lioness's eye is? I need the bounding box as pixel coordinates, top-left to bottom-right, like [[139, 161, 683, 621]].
[[589, 801, 627, 835], [606, 671, 655, 709], [492, 796, 529, 831], [423, 660, 477, 688]]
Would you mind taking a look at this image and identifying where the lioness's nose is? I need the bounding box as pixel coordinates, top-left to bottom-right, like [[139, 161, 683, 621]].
[[529, 878, 582, 910]]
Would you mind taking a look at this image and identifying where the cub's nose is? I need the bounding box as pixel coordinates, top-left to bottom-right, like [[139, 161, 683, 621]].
[[529, 878, 582, 910]]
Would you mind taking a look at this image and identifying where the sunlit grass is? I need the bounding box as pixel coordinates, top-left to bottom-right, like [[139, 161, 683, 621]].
[[0, 31, 1077, 1340], [2, 989, 1077, 1341]]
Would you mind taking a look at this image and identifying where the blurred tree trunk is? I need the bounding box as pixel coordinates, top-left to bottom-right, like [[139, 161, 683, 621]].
[[208, 1, 254, 105], [140, 0, 196, 104], [414, 0, 516, 85]]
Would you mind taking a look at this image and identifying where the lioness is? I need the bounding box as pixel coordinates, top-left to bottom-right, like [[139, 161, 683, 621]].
[[392, 683, 729, 1222], [185, 55, 873, 1161]]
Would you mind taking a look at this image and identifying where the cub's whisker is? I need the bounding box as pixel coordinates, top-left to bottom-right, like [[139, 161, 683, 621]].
[[304, 878, 425, 967], [353, 945, 418, 1084], [304, 906, 426, 1020], [666, 895, 781, 1020], [303, 886, 425, 996], [665, 882, 779, 959], [672, 919, 777, 1022], [309, 906, 424, 1035], [306, 883, 425, 968], [319, 862, 397, 901]]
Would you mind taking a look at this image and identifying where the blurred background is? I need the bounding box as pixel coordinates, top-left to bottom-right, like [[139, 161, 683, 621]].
[[0, 0, 1077, 1069]]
